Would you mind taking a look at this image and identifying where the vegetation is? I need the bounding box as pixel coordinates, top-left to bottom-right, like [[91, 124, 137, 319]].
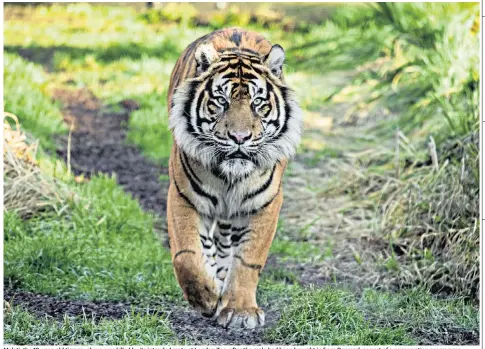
[[266, 286, 478, 345], [4, 176, 180, 303], [4, 54, 66, 152], [4, 3, 479, 345], [3, 113, 66, 218], [4, 306, 179, 345], [315, 2, 479, 299]]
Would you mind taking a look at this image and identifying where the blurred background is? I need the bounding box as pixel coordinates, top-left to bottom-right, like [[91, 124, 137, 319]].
[[4, 2, 480, 346]]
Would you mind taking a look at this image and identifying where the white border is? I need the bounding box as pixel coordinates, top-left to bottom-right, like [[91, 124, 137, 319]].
[[1, 0, 6, 346], [1, 1, 483, 348], [478, 0, 483, 346]]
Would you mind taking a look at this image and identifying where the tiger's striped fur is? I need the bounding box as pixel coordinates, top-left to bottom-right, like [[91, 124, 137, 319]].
[[167, 28, 302, 329]]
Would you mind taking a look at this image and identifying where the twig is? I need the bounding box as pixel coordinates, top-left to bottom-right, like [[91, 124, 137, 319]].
[[395, 128, 400, 178], [428, 135, 439, 172], [67, 120, 75, 176]]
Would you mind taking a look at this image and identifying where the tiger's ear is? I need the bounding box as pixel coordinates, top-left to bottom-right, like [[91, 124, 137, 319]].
[[264, 44, 285, 77], [195, 43, 219, 76]]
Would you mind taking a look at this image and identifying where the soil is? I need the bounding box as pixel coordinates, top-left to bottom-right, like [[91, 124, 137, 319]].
[[4, 288, 132, 321], [53, 88, 169, 215], [164, 302, 281, 345], [415, 327, 479, 346], [4, 288, 279, 345]]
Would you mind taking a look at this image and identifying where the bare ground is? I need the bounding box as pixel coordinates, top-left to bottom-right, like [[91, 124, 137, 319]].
[[4, 287, 281, 345]]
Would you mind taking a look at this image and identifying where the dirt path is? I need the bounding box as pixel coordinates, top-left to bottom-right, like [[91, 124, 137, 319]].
[[4, 288, 132, 321], [4, 287, 279, 345], [53, 88, 169, 215]]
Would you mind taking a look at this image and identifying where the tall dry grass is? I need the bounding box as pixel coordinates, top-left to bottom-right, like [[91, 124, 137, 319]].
[[4, 113, 67, 218]]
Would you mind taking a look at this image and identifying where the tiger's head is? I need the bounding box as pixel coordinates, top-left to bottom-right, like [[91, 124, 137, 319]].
[[170, 41, 302, 179]]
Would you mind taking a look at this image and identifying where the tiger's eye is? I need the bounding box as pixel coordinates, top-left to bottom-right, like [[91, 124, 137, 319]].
[[253, 98, 263, 106], [217, 97, 227, 105]]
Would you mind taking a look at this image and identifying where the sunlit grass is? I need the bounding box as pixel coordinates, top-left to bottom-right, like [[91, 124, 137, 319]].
[[4, 53, 66, 152], [266, 286, 478, 345], [265, 286, 413, 345], [4, 3, 206, 163]]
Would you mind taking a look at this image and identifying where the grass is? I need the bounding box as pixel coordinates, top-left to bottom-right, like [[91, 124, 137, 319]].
[[270, 238, 321, 262], [360, 288, 479, 343], [4, 306, 179, 345], [4, 53, 66, 152], [266, 286, 411, 345], [269, 219, 322, 262], [318, 3, 480, 299], [2, 3, 389, 163], [266, 286, 478, 345], [4, 175, 180, 303], [4, 4, 209, 165], [3, 113, 67, 219], [127, 91, 172, 165]]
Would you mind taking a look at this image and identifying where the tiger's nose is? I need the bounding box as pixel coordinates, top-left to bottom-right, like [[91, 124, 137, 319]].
[[228, 130, 252, 144]]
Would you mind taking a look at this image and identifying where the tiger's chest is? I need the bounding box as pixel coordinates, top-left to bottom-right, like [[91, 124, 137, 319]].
[[182, 163, 279, 220]]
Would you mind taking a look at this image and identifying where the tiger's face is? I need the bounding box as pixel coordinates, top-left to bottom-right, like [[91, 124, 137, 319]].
[[170, 43, 302, 178]]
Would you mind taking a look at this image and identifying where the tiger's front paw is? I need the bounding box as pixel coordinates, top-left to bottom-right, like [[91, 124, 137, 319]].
[[217, 307, 265, 329], [173, 254, 219, 317], [182, 279, 219, 317]]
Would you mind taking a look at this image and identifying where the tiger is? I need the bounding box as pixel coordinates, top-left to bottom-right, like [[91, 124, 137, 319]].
[[166, 27, 302, 329]]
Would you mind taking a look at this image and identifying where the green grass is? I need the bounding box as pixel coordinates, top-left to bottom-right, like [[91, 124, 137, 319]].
[[4, 175, 180, 303], [2, 3, 389, 163], [4, 53, 66, 152], [360, 288, 479, 341], [266, 286, 478, 345], [262, 267, 300, 285], [331, 3, 479, 299], [4, 4, 209, 164], [270, 237, 321, 262], [127, 91, 172, 165], [159, 174, 170, 182], [4, 306, 179, 345], [269, 219, 322, 262], [266, 286, 413, 345]]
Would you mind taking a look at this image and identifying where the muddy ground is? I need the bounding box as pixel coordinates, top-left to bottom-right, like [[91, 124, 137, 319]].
[[54, 88, 169, 215], [4, 287, 280, 345], [4, 288, 132, 321]]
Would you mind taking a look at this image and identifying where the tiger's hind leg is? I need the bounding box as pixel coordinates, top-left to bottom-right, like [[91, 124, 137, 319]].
[[167, 185, 220, 317]]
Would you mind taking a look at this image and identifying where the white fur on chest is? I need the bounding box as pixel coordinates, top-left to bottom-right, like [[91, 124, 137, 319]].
[[188, 161, 274, 219]]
